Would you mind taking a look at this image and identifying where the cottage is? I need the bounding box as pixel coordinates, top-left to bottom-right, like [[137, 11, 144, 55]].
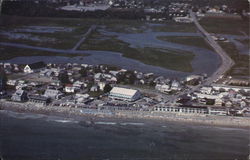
[[65, 84, 78, 93], [155, 84, 171, 93], [171, 80, 181, 91], [24, 61, 46, 73]]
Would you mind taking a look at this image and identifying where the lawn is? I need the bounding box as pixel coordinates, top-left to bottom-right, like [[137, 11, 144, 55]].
[[80, 30, 194, 72], [219, 42, 249, 77], [200, 17, 249, 35], [157, 36, 212, 50]]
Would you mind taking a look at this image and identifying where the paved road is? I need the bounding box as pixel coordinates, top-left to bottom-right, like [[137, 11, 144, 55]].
[[190, 10, 234, 84], [166, 11, 235, 104], [71, 25, 96, 51]]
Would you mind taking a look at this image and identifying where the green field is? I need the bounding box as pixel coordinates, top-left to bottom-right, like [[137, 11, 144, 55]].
[[157, 36, 212, 50], [200, 17, 249, 35], [80, 30, 194, 72], [151, 22, 197, 33], [0, 46, 87, 60], [237, 39, 250, 47], [219, 42, 249, 77]]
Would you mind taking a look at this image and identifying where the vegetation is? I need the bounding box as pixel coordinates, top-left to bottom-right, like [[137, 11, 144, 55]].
[[236, 39, 250, 47], [158, 36, 212, 50], [80, 31, 194, 72], [151, 22, 197, 33], [200, 17, 249, 35], [219, 42, 249, 77], [0, 46, 87, 60]]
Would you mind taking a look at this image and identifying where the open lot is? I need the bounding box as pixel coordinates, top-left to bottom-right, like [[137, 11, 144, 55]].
[[200, 17, 249, 35]]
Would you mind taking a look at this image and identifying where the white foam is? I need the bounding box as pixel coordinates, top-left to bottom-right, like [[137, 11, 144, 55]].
[[95, 122, 117, 125], [120, 122, 144, 126]]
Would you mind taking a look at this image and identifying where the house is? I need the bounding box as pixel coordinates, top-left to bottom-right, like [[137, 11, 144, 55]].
[[171, 80, 181, 91], [155, 84, 171, 93], [98, 82, 107, 91], [7, 80, 17, 86], [28, 95, 50, 105], [11, 90, 28, 102], [24, 61, 46, 73], [186, 75, 202, 82], [109, 87, 141, 102], [65, 84, 78, 93], [200, 86, 213, 94], [75, 93, 90, 104], [90, 85, 99, 92], [214, 99, 223, 106]]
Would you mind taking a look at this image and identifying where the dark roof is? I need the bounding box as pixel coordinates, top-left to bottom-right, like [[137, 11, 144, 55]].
[[28, 95, 49, 101], [28, 62, 45, 70]]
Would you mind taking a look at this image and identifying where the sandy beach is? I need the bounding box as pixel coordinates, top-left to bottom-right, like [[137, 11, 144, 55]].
[[1, 100, 250, 128]]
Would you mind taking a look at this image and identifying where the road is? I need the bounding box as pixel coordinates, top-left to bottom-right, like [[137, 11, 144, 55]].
[[0, 42, 88, 54], [190, 11, 234, 83], [0, 25, 96, 54], [71, 25, 96, 51], [166, 11, 235, 104]]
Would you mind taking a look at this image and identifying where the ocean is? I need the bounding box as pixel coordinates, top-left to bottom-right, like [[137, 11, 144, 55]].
[[0, 110, 249, 160]]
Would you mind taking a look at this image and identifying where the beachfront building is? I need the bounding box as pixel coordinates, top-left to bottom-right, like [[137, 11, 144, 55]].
[[109, 87, 141, 102], [44, 89, 63, 100], [154, 106, 208, 114], [11, 89, 28, 102], [28, 95, 50, 105], [24, 61, 46, 73]]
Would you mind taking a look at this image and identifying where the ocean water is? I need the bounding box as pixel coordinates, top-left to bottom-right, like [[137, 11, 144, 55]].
[[0, 111, 249, 160]]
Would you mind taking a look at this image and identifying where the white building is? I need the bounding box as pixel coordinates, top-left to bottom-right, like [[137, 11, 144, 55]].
[[24, 62, 45, 73], [155, 84, 171, 93], [44, 89, 63, 99], [109, 87, 141, 101]]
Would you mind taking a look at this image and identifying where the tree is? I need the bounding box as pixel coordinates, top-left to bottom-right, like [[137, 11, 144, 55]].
[[79, 68, 87, 77], [103, 84, 112, 93], [58, 71, 69, 84], [0, 69, 7, 91]]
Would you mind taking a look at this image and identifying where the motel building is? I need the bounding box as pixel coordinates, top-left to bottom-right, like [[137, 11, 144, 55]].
[[109, 87, 141, 102], [154, 106, 208, 114]]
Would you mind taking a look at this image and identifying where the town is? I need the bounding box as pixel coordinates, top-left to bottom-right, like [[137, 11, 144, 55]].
[[0, 61, 249, 118]]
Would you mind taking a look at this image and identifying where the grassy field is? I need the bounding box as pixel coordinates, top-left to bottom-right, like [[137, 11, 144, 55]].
[[0, 46, 87, 60], [157, 36, 212, 50], [200, 17, 249, 35], [237, 38, 250, 47], [80, 30, 194, 72], [218, 42, 249, 77], [151, 21, 197, 33]]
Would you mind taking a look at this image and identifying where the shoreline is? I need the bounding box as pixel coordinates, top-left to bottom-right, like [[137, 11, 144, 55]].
[[1, 100, 250, 129]]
